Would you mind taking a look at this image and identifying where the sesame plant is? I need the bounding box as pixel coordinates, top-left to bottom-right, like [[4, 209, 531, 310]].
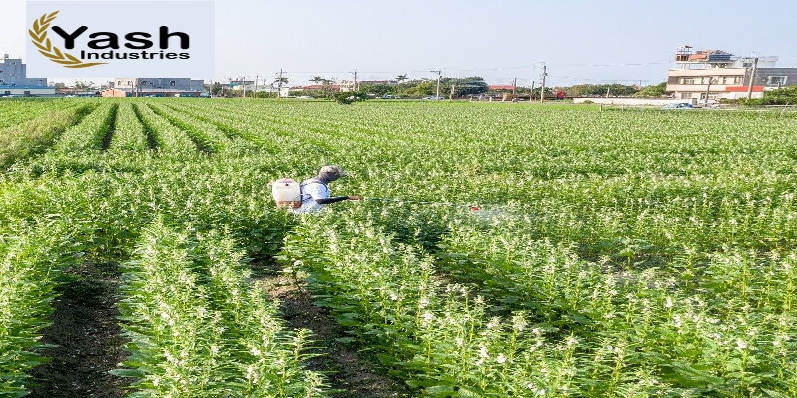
[[115, 219, 328, 397], [2, 98, 797, 397]]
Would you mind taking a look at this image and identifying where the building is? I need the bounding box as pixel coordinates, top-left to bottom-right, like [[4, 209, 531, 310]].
[[0, 54, 55, 96], [666, 46, 794, 101], [104, 77, 206, 97]]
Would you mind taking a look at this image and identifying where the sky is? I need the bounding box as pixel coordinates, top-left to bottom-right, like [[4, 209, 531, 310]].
[[3, 0, 796, 88]]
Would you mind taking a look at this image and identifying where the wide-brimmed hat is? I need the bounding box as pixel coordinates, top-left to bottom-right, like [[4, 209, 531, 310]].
[[318, 165, 347, 180]]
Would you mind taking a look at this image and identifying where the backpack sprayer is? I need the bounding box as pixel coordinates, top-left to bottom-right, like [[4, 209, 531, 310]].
[[272, 178, 302, 209]]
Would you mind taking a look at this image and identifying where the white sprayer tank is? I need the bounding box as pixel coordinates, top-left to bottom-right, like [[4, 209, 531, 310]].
[[272, 178, 301, 208]]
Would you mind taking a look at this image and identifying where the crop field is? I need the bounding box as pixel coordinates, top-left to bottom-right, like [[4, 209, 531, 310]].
[[1, 98, 797, 397]]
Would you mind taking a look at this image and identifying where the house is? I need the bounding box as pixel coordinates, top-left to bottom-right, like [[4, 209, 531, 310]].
[[105, 77, 206, 97], [665, 47, 794, 101], [0, 54, 55, 96]]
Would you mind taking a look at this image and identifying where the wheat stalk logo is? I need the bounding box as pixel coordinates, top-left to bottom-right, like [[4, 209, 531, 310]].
[[29, 11, 105, 69]]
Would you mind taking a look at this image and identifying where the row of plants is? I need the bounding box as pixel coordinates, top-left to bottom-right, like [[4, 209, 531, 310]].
[[436, 221, 797, 396], [115, 219, 327, 397], [51, 102, 117, 154], [0, 220, 79, 397], [108, 103, 150, 153], [280, 211, 588, 397], [0, 103, 95, 170], [2, 99, 797, 396]]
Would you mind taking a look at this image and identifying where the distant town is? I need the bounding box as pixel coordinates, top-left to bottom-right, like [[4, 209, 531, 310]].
[[2, 46, 795, 105]]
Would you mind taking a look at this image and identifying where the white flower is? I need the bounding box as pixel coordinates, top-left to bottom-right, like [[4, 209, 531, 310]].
[[664, 296, 673, 309], [422, 311, 434, 323], [511, 315, 527, 332], [418, 297, 430, 308], [736, 340, 748, 350], [526, 383, 546, 396], [495, 354, 507, 364], [479, 346, 489, 358]]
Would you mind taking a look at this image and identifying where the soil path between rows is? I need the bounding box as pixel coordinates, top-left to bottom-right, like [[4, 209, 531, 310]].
[[255, 264, 412, 398], [28, 261, 130, 398], [27, 260, 411, 398]]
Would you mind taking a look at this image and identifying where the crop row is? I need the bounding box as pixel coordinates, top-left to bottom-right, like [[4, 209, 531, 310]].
[[0, 103, 95, 170], [437, 221, 797, 396], [115, 219, 326, 397], [2, 99, 797, 396]]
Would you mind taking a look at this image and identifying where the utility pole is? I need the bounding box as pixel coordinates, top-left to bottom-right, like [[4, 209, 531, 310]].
[[539, 63, 547, 103], [529, 80, 535, 102], [254, 75, 259, 96], [512, 77, 517, 98], [746, 57, 759, 100], [431, 70, 441, 99], [705, 77, 714, 107], [352, 69, 358, 92], [277, 68, 284, 98], [450, 83, 455, 101], [241, 76, 246, 97]]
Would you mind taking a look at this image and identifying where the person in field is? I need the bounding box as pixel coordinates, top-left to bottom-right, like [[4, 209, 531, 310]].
[[292, 165, 361, 213]]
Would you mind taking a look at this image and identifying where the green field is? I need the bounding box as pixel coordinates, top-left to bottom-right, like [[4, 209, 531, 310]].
[[2, 98, 797, 397]]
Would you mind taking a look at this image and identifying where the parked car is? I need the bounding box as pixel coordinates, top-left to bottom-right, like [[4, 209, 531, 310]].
[[662, 103, 694, 109]]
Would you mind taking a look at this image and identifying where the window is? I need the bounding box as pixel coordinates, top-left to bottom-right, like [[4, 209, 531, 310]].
[[767, 76, 787, 86], [680, 93, 692, 99], [722, 77, 739, 85], [681, 78, 695, 85]]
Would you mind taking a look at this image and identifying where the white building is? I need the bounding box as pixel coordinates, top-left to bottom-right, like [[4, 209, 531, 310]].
[[665, 46, 789, 101], [0, 54, 54, 96]]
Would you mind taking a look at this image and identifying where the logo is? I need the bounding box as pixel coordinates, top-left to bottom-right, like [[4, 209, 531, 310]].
[[26, 1, 214, 77], [29, 11, 104, 68]]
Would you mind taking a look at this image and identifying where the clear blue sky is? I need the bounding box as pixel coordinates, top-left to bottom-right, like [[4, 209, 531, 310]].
[[3, 0, 796, 87]]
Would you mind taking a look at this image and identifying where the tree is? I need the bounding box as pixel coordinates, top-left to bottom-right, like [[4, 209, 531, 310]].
[[561, 83, 639, 97], [73, 80, 97, 90], [395, 74, 408, 84], [273, 76, 289, 97], [358, 83, 393, 97], [440, 76, 488, 97], [320, 78, 336, 99], [311, 76, 324, 85], [208, 82, 223, 96], [759, 85, 797, 105], [333, 90, 368, 105], [403, 80, 436, 96], [633, 82, 668, 98]]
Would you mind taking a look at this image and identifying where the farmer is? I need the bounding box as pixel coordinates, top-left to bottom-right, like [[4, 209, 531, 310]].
[[293, 165, 361, 213]]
